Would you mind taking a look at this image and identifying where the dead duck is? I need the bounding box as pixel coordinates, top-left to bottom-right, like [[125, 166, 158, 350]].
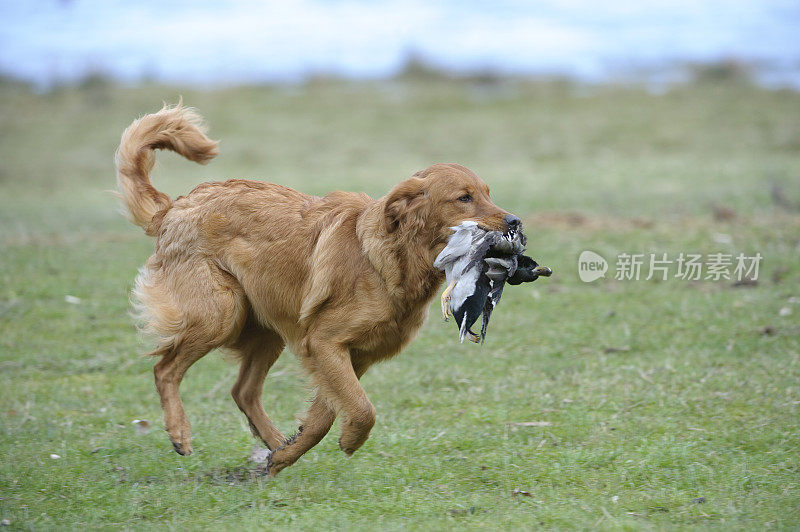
[[434, 222, 551, 343]]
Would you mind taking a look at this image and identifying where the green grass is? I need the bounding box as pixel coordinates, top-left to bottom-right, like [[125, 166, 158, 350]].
[[1, 79, 799, 529]]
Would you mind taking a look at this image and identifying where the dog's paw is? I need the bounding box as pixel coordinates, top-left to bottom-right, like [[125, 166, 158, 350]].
[[338, 438, 358, 456], [171, 440, 192, 456], [264, 452, 287, 477]]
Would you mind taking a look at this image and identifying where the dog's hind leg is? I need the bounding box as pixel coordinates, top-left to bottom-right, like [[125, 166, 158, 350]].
[[153, 336, 217, 456], [138, 259, 247, 456], [228, 325, 287, 450]]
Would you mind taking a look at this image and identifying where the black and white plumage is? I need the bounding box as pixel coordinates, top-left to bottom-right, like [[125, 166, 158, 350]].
[[434, 221, 551, 343], [433, 221, 484, 336]]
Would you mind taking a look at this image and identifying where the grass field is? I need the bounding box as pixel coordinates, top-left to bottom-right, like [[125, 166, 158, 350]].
[[1, 78, 799, 529]]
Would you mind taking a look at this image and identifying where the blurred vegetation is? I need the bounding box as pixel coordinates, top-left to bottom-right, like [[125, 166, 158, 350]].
[[686, 59, 756, 86], [0, 76, 798, 528]]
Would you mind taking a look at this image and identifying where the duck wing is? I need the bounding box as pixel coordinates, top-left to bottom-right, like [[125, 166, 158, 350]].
[[434, 223, 483, 270], [479, 276, 508, 343], [452, 261, 491, 343], [479, 255, 519, 343], [461, 231, 501, 275]]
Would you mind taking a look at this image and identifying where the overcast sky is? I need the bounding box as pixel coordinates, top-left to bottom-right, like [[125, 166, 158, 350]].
[[1, 0, 798, 87]]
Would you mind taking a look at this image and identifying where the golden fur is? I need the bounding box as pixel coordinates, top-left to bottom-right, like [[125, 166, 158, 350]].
[[116, 103, 513, 476]]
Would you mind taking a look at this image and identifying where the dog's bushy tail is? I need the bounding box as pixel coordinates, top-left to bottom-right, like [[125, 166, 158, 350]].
[[115, 101, 218, 235]]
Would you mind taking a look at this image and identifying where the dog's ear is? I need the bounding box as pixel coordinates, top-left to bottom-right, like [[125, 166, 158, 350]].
[[384, 177, 429, 234]]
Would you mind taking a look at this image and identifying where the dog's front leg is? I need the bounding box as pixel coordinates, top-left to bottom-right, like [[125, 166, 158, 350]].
[[266, 337, 374, 476], [303, 338, 375, 452], [267, 393, 336, 476], [309, 343, 375, 456]]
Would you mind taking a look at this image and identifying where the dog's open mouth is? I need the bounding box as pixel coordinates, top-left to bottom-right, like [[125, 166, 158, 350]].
[[475, 226, 522, 240]]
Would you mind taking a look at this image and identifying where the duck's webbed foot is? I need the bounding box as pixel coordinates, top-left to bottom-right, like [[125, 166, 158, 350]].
[[440, 280, 456, 321]]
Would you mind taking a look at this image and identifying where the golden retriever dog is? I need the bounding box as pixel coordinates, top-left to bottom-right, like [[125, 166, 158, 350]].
[[116, 103, 520, 476]]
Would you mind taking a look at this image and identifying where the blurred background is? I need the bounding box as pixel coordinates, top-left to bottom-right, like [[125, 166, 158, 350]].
[[1, 0, 798, 215], [2, 0, 800, 89]]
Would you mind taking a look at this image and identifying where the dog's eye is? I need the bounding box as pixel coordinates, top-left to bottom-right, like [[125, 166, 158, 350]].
[[457, 194, 473, 203]]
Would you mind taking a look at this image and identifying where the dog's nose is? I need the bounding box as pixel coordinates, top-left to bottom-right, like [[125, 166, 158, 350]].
[[504, 214, 521, 230]]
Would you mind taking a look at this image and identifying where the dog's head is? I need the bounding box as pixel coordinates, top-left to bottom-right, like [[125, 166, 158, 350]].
[[384, 163, 519, 242]]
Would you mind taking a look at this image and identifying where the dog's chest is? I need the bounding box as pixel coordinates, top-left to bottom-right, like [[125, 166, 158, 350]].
[[351, 305, 430, 361]]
